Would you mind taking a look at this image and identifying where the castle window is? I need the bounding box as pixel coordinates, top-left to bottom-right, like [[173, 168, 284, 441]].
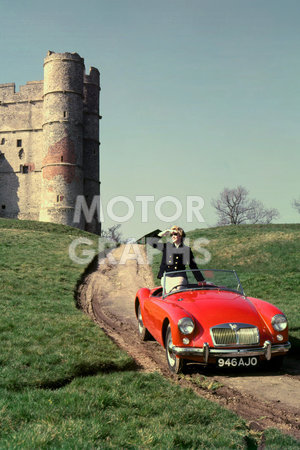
[[63, 111, 68, 118], [19, 149, 24, 159], [17, 139, 22, 147], [20, 165, 29, 174], [1, 205, 5, 210], [61, 156, 64, 162], [0, 138, 5, 145], [57, 195, 60, 202]]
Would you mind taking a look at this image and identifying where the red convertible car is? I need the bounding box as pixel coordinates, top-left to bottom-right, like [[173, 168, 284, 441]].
[[135, 269, 291, 373]]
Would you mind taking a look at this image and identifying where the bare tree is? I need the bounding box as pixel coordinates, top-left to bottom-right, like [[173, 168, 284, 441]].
[[211, 186, 279, 226], [101, 224, 123, 244], [292, 197, 300, 214]]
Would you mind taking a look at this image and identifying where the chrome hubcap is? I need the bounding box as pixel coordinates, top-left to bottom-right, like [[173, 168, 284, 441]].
[[138, 310, 143, 334], [167, 333, 176, 366]]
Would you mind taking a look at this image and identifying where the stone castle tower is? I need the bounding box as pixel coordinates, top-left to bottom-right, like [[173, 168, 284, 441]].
[[0, 51, 101, 234]]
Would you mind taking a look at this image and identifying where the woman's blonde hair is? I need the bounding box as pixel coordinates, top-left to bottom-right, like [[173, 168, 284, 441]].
[[170, 225, 186, 240]]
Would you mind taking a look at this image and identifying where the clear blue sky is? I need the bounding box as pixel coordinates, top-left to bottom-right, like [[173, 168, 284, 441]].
[[1, 0, 299, 238]]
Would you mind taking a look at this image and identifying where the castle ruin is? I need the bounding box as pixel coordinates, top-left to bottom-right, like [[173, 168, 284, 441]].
[[0, 51, 101, 234]]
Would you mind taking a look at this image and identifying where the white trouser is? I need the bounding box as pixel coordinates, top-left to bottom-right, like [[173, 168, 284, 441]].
[[161, 275, 187, 294]]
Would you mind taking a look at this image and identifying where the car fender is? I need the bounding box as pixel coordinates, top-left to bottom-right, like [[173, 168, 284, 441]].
[[134, 288, 150, 318], [153, 301, 196, 348], [247, 296, 289, 341], [135, 290, 196, 347]]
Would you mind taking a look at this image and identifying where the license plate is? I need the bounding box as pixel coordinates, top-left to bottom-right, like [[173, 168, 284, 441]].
[[217, 357, 258, 368]]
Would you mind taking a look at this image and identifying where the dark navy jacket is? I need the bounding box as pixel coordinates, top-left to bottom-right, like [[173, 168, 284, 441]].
[[148, 238, 204, 281]]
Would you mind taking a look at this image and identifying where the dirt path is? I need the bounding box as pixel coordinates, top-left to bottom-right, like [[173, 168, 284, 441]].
[[77, 244, 300, 440]]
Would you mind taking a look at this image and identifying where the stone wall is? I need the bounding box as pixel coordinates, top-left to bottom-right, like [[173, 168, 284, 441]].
[[0, 51, 100, 232], [0, 81, 44, 220]]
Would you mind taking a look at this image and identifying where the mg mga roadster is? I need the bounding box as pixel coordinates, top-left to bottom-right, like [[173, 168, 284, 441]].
[[135, 269, 291, 373]]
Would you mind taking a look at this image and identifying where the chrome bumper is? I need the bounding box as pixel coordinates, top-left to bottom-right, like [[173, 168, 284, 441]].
[[170, 341, 291, 363]]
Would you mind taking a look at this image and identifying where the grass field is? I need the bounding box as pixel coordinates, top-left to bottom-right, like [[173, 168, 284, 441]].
[[0, 218, 299, 448], [150, 223, 300, 352]]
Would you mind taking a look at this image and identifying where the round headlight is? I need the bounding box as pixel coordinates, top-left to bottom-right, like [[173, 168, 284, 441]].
[[178, 317, 195, 335], [272, 314, 287, 331]]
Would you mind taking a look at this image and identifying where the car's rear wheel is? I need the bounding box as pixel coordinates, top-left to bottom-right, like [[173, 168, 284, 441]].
[[165, 325, 185, 374], [137, 303, 151, 341]]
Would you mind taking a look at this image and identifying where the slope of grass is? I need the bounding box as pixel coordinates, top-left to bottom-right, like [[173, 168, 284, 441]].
[[0, 218, 299, 448], [0, 220, 130, 391], [150, 224, 300, 351]]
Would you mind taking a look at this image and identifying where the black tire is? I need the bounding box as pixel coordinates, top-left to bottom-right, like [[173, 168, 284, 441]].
[[137, 303, 151, 341], [165, 325, 185, 374], [263, 356, 284, 372]]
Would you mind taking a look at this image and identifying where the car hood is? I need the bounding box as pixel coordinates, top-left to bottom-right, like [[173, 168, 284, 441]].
[[168, 289, 264, 328]]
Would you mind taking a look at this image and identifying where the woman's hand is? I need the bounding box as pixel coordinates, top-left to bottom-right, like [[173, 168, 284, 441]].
[[158, 229, 172, 237]]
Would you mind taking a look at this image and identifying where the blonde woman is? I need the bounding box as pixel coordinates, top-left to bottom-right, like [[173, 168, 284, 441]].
[[155, 226, 205, 293]]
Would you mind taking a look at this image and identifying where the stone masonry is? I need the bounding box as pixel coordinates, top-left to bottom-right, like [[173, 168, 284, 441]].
[[0, 51, 101, 234]]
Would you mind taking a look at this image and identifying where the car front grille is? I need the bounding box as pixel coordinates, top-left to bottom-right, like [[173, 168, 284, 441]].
[[211, 323, 259, 346]]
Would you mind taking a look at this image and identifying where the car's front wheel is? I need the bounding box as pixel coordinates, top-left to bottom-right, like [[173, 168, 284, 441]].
[[262, 355, 284, 372], [137, 303, 151, 341], [165, 325, 185, 374]]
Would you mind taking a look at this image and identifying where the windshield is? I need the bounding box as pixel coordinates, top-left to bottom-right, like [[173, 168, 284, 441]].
[[162, 269, 244, 297]]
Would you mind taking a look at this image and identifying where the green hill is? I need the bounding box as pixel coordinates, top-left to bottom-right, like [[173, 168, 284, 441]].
[[151, 223, 300, 351], [0, 218, 299, 448]]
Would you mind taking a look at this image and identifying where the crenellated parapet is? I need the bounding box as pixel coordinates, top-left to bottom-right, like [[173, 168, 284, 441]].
[[0, 81, 43, 104]]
